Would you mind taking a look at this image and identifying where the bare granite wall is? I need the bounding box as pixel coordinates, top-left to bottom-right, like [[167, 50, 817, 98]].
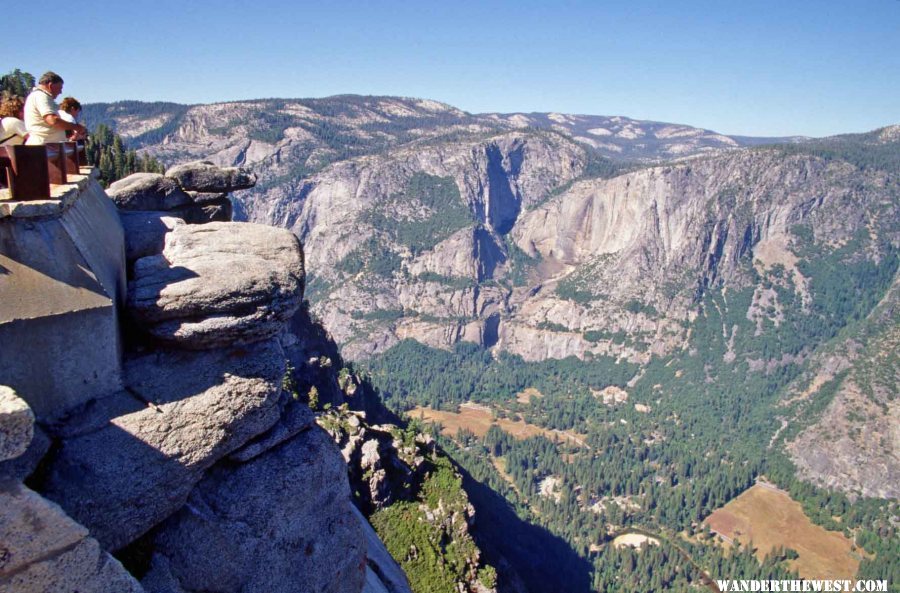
[[0, 172, 125, 421]]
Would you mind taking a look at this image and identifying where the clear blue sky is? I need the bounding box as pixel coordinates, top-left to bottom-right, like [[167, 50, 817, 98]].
[[4, 0, 898, 137]]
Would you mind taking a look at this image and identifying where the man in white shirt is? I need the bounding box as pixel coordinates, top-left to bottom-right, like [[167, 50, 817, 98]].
[[24, 71, 86, 145]]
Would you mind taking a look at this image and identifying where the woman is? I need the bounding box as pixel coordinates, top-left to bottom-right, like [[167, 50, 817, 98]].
[[59, 97, 85, 140], [0, 96, 28, 146]]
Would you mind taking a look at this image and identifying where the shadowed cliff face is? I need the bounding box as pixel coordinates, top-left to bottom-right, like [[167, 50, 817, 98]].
[[484, 142, 523, 235]]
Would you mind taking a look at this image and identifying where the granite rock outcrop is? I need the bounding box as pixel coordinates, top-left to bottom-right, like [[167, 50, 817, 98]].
[[3, 164, 378, 593], [41, 339, 286, 550], [0, 387, 143, 593], [0, 386, 32, 462], [141, 428, 363, 593], [0, 482, 144, 593], [166, 160, 257, 193], [127, 222, 305, 349], [108, 173, 193, 211]]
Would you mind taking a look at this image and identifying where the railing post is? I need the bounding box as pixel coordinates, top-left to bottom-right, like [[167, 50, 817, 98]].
[[46, 143, 68, 185], [0, 148, 11, 189], [63, 142, 79, 175], [3, 145, 51, 200], [75, 140, 87, 167]]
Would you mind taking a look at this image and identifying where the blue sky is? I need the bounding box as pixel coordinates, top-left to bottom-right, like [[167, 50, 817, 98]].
[[4, 0, 898, 137]]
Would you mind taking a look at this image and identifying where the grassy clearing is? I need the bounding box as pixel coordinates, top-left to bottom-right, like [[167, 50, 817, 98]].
[[704, 482, 861, 580], [410, 402, 587, 447]]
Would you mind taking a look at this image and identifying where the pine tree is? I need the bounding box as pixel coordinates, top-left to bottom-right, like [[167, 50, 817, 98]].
[[0, 69, 35, 99], [85, 123, 164, 187]]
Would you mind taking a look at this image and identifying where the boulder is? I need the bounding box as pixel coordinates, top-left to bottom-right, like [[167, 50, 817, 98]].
[[0, 482, 143, 593], [341, 432, 364, 464], [0, 386, 33, 462], [361, 438, 381, 470], [40, 339, 285, 550], [141, 427, 366, 593], [128, 222, 305, 350], [117, 199, 232, 267], [118, 211, 184, 263], [107, 173, 193, 211], [0, 424, 49, 480], [165, 161, 257, 193]]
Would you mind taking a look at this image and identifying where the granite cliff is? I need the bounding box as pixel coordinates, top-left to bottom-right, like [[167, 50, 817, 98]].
[[1, 163, 454, 593]]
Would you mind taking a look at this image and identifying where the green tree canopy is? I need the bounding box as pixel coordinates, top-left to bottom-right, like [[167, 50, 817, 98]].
[[1, 69, 35, 100]]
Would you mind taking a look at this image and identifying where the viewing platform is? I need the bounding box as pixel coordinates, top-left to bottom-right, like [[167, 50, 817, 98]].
[[0, 161, 127, 421]]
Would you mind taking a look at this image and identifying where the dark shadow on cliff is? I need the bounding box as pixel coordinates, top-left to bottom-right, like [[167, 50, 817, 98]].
[[456, 464, 593, 593], [485, 144, 522, 235], [287, 301, 405, 425]]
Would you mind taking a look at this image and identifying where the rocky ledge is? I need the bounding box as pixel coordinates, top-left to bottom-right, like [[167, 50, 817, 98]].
[[0, 164, 383, 593]]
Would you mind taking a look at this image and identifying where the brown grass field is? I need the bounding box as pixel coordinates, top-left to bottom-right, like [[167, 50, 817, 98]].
[[409, 402, 587, 447], [704, 482, 860, 579]]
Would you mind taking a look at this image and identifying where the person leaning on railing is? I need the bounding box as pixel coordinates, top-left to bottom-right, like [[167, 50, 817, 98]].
[[59, 97, 86, 141], [23, 71, 86, 145], [0, 95, 28, 146]]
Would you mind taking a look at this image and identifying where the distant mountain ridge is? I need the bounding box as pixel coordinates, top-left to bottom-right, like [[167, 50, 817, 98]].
[[82, 95, 802, 164]]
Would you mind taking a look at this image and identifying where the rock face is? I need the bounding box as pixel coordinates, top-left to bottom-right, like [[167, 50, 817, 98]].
[[166, 160, 257, 193], [319, 407, 495, 593], [230, 136, 892, 365], [229, 397, 315, 463], [41, 339, 286, 550], [352, 505, 413, 593], [113, 162, 252, 267], [0, 386, 33, 462], [128, 222, 305, 349], [328, 415, 424, 512], [0, 482, 144, 593], [5, 155, 380, 593], [0, 394, 142, 593], [785, 277, 900, 499], [119, 211, 184, 262], [0, 423, 50, 481], [141, 427, 365, 593]]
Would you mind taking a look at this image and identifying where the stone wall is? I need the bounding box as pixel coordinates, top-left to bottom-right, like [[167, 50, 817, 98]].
[[0, 171, 125, 421]]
